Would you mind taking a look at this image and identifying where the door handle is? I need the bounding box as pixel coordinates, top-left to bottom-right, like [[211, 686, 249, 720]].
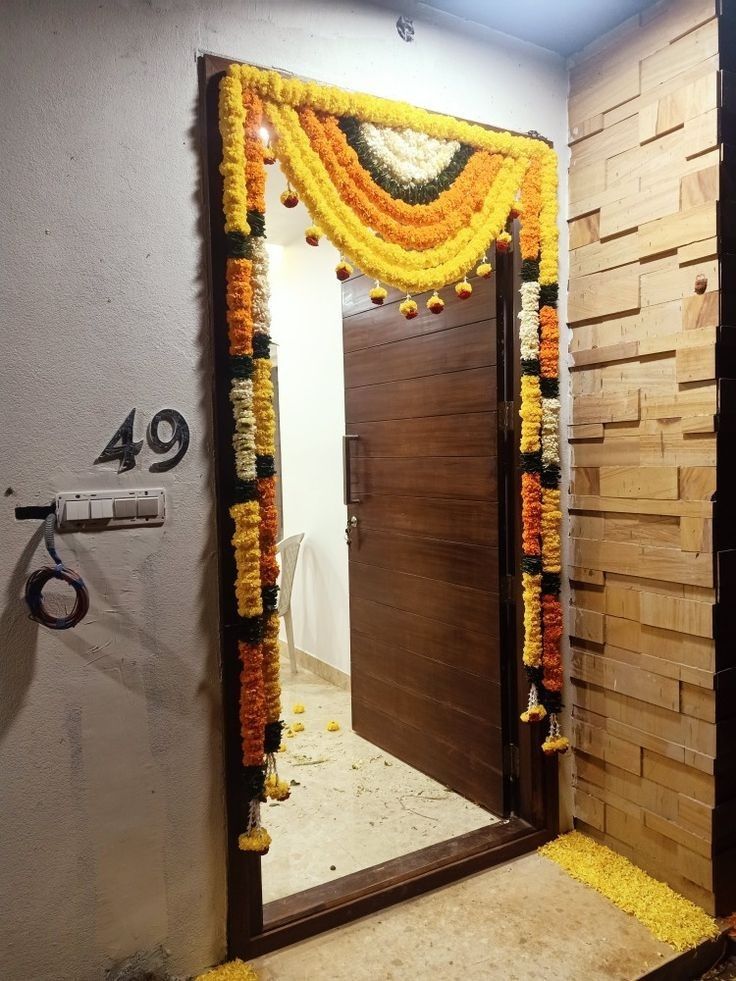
[[345, 514, 358, 546], [343, 434, 360, 505]]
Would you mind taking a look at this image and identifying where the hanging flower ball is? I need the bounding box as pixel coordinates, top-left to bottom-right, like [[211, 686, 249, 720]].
[[496, 231, 513, 253], [542, 735, 570, 755], [400, 296, 418, 320], [238, 827, 272, 854], [455, 279, 473, 300], [263, 146, 277, 165], [335, 259, 353, 281], [370, 282, 388, 306], [476, 258, 493, 279], [426, 291, 445, 315], [509, 203, 522, 220], [305, 225, 322, 246], [265, 775, 291, 801], [280, 186, 299, 208], [520, 704, 547, 723]]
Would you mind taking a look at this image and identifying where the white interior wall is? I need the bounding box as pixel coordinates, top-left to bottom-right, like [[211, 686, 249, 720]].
[[268, 240, 351, 676], [0, 2, 569, 979]]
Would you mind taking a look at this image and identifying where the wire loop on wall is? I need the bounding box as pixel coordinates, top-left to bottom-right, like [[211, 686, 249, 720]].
[[24, 513, 90, 630]]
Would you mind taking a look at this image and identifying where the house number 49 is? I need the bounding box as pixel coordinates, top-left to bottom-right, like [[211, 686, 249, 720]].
[[96, 408, 190, 474]]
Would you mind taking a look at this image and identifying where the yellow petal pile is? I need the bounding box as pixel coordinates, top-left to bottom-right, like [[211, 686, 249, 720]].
[[196, 959, 258, 981], [540, 832, 720, 952]]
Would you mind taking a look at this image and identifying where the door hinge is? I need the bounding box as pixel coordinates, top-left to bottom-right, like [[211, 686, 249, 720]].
[[499, 401, 515, 434], [504, 743, 520, 780], [501, 574, 515, 605]]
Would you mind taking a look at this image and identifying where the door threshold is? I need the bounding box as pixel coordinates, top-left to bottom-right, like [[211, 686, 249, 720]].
[[243, 818, 550, 958]]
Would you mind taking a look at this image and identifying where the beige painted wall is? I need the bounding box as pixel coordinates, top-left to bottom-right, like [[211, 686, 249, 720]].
[[0, 2, 568, 978]]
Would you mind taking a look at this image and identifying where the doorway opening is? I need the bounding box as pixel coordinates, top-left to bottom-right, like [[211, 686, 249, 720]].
[[200, 54, 559, 960]]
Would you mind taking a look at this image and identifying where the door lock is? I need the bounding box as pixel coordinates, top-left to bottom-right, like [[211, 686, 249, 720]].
[[345, 514, 358, 546]]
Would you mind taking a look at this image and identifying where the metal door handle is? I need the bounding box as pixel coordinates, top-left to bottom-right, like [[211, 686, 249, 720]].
[[345, 514, 358, 546], [343, 434, 360, 504]]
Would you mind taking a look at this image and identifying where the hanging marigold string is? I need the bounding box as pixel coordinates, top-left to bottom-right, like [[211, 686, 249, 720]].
[[217, 62, 565, 856]]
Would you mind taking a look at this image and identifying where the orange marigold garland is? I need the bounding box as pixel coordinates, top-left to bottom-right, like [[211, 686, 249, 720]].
[[517, 146, 566, 751], [219, 71, 287, 855], [219, 64, 562, 771]]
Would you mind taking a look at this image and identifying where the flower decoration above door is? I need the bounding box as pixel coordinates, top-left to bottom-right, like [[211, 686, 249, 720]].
[[217, 62, 565, 853]]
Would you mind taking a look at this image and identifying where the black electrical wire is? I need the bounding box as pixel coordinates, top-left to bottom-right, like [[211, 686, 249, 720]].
[[24, 513, 90, 630]]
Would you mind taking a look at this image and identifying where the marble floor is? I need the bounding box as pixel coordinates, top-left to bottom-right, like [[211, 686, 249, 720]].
[[260, 660, 499, 905], [252, 851, 679, 980]]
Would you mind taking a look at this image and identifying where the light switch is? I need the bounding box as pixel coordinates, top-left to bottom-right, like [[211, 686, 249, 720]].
[[137, 496, 159, 518], [90, 498, 114, 520], [56, 489, 165, 527], [113, 497, 137, 519], [65, 499, 90, 521]]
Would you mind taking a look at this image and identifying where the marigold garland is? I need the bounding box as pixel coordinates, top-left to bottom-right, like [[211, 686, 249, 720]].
[[218, 62, 564, 790], [219, 74, 249, 236], [226, 259, 254, 357], [230, 503, 263, 619], [266, 99, 529, 293], [301, 109, 506, 248], [239, 640, 266, 767]]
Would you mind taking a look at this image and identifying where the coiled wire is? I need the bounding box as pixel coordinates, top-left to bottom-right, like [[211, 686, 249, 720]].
[[25, 513, 89, 629]]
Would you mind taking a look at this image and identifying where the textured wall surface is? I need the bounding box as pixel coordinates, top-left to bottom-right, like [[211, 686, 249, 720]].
[[0, 2, 567, 978], [567, 0, 720, 912]]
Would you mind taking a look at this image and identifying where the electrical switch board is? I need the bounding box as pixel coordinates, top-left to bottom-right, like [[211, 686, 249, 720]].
[[56, 489, 166, 528]]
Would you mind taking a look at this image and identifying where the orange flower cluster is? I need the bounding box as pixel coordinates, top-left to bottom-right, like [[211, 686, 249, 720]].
[[242, 89, 266, 214], [521, 472, 541, 557], [519, 157, 541, 261], [239, 640, 266, 767], [539, 306, 559, 379], [542, 595, 563, 691], [261, 611, 281, 725], [258, 477, 279, 589], [299, 108, 503, 245], [226, 258, 254, 356]]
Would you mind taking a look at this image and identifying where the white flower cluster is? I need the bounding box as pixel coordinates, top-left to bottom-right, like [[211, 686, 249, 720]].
[[541, 397, 560, 467], [360, 121, 460, 184], [251, 239, 271, 333], [518, 281, 541, 361], [231, 378, 257, 481]]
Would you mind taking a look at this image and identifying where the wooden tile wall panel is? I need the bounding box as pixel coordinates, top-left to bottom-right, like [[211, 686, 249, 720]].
[[567, 0, 719, 910]]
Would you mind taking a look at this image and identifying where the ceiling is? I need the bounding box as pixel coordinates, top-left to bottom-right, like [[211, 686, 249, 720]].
[[381, 0, 660, 56]]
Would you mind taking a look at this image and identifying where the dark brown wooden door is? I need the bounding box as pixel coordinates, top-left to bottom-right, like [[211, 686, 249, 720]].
[[342, 273, 505, 814]]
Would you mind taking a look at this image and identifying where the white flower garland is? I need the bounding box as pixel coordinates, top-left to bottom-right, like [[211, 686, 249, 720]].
[[231, 378, 257, 481], [359, 121, 460, 184], [519, 281, 541, 361], [251, 238, 271, 333], [541, 397, 560, 467]]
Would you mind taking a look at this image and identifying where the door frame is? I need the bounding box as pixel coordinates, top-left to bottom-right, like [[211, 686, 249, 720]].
[[198, 52, 559, 960]]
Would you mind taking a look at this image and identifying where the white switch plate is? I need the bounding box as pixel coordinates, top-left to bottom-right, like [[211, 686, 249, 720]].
[[56, 489, 166, 528]]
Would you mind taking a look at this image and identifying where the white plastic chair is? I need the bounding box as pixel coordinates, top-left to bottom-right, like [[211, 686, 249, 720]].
[[277, 533, 304, 673]]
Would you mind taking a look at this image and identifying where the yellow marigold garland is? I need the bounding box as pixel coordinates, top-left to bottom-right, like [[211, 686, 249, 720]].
[[230, 502, 263, 619], [301, 108, 505, 246], [219, 73, 249, 236], [218, 62, 562, 766], [266, 100, 529, 294]]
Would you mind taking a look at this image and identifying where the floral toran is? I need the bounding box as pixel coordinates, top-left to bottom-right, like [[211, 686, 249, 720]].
[[217, 63, 565, 852]]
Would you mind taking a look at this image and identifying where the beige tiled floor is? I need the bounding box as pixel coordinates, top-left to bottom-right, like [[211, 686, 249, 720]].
[[252, 852, 678, 980], [260, 661, 499, 904]]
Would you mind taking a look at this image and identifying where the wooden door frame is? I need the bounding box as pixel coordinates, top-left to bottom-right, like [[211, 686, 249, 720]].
[[198, 52, 559, 960]]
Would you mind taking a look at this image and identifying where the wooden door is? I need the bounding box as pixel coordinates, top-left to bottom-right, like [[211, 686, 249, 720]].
[[342, 273, 506, 814]]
